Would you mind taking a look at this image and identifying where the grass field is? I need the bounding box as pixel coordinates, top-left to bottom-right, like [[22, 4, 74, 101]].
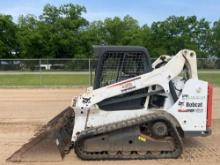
[[0, 71, 218, 87], [0, 72, 90, 87], [199, 72, 220, 86]]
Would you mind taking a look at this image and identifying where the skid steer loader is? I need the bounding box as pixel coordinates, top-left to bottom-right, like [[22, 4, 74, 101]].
[[7, 46, 213, 162]]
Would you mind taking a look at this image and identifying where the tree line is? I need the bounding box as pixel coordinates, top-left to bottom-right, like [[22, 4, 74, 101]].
[[0, 3, 220, 58]]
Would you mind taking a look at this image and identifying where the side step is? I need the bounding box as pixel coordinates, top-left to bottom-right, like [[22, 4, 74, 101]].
[[7, 106, 75, 162]]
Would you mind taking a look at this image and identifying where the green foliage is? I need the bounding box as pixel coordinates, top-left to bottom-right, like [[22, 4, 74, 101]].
[[86, 15, 142, 46], [0, 14, 18, 58], [149, 16, 212, 57], [212, 20, 220, 56], [0, 3, 220, 58], [16, 4, 88, 58]]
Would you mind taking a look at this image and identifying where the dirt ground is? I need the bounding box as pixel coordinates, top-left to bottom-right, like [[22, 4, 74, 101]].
[[0, 87, 220, 165]]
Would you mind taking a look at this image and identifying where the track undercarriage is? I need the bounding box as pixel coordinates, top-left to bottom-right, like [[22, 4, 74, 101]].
[[74, 112, 183, 160]]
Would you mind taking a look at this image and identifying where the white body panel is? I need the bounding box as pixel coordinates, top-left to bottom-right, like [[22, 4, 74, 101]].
[[168, 79, 208, 131], [71, 49, 207, 142], [86, 79, 208, 131]]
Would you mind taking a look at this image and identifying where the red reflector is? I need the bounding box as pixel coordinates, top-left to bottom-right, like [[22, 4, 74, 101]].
[[207, 84, 213, 128]]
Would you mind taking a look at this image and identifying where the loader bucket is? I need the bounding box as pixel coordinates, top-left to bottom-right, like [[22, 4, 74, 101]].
[[7, 106, 75, 162]]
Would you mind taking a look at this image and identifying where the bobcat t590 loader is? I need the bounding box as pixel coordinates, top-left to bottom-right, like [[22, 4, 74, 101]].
[[7, 46, 213, 161]]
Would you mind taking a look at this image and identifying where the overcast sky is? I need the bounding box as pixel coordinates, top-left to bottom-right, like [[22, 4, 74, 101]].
[[0, 0, 219, 25]]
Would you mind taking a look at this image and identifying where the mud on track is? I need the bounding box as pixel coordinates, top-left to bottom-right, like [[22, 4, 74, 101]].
[[0, 87, 220, 165]]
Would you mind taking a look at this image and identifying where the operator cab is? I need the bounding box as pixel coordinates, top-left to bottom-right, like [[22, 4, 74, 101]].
[[93, 46, 152, 89], [93, 46, 152, 111]]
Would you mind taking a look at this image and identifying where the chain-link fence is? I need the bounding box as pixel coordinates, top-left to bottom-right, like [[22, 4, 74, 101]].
[[0, 58, 97, 71], [0, 58, 219, 87], [197, 58, 220, 69], [0, 59, 97, 87]]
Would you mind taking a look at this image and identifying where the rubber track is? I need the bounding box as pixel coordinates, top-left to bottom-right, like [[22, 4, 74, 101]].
[[74, 112, 183, 160]]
